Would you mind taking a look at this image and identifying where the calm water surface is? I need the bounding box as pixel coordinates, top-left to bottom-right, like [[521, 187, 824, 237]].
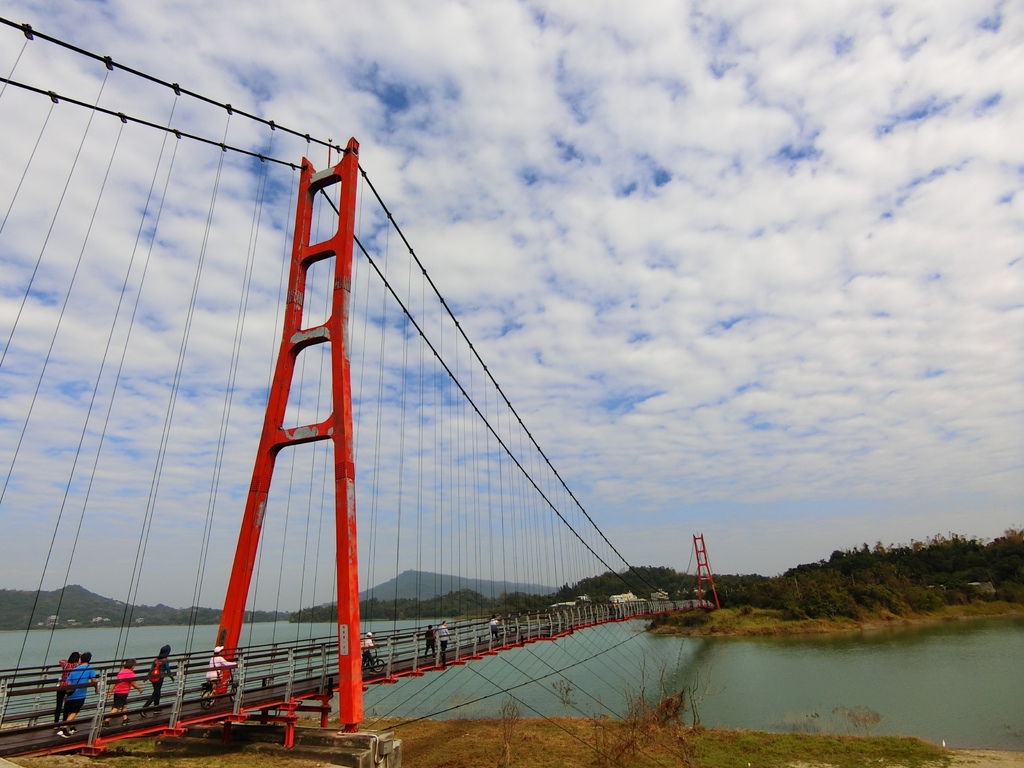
[[2, 616, 1020, 749], [671, 616, 1023, 750]]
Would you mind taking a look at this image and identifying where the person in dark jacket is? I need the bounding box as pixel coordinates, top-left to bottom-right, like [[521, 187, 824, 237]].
[[422, 625, 436, 657], [140, 644, 173, 715]]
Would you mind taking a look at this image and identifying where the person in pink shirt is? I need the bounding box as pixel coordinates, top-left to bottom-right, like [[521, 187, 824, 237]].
[[107, 659, 143, 723], [54, 651, 80, 725]]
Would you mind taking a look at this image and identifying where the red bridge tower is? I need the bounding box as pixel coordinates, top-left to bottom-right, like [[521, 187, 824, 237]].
[[217, 138, 364, 729]]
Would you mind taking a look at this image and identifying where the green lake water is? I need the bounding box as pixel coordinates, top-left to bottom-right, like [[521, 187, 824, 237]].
[[2, 615, 1021, 749]]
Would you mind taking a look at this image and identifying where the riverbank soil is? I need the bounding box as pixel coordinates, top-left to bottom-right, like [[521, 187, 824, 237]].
[[11, 720, 1022, 768], [646, 603, 1024, 637], [950, 751, 1024, 768]]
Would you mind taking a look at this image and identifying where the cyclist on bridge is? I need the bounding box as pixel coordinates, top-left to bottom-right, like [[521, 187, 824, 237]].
[[361, 632, 375, 666], [206, 646, 237, 691]]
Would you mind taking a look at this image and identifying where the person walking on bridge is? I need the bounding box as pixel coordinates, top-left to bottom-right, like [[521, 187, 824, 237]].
[[141, 645, 173, 715], [422, 625, 436, 659], [106, 659, 143, 724], [54, 651, 80, 725], [57, 651, 96, 738], [437, 621, 450, 667]]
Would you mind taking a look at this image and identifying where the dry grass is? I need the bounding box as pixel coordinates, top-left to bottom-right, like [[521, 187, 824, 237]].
[[8, 718, 954, 768], [12, 743, 329, 768], [391, 718, 952, 768], [5, 676, 963, 768]]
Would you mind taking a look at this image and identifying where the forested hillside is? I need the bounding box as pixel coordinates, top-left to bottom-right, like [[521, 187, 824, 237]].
[[0, 585, 283, 630], [359, 570, 553, 601], [293, 589, 554, 622], [292, 565, 688, 622], [551, 565, 694, 602], [715, 530, 1024, 619], [299, 531, 1024, 624], [16, 533, 1019, 631]]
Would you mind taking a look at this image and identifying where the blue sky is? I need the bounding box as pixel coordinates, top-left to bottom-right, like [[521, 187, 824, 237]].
[[0, 0, 1021, 610]]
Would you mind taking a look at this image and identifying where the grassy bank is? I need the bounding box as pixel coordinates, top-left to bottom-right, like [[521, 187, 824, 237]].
[[647, 602, 1024, 637], [10, 719, 954, 768], [394, 718, 952, 768]]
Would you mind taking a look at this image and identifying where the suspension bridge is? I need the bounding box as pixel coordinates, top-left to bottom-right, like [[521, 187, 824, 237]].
[[0, 18, 719, 757]]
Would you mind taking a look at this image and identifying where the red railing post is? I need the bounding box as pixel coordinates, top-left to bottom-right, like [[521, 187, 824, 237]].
[[216, 138, 364, 728]]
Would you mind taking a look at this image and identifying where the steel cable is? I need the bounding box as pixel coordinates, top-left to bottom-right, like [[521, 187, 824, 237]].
[[188, 127, 277, 643], [129, 110, 232, 653], [13, 114, 126, 668], [0, 100, 54, 236]]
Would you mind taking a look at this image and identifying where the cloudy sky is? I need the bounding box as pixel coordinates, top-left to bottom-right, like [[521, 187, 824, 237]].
[[0, 1, 1021, 612]]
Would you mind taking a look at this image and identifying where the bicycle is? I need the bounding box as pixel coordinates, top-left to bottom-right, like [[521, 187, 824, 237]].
[[361, 652, 385, 675], [199, 678, 238, 710]]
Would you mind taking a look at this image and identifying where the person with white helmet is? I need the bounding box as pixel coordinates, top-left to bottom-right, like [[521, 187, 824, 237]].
[[360, 632, 375, 667], [204, 645, 237, 695]]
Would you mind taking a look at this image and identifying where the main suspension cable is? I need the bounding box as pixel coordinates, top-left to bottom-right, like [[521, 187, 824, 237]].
[[0, 17, 345, 156], [0, 76, 301, 168]]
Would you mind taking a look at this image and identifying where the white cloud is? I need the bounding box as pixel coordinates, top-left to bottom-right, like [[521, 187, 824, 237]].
[[0, 0, 1020, 619]]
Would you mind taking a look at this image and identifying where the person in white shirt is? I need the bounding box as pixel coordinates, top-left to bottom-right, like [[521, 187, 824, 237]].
[[437, 622, 450, 667], [205, 646, 237, 693], [361, 632, 375, 666]]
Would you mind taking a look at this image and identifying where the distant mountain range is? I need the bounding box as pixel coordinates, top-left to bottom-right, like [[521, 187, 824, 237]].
[[0, 585, 283, 631], [0, 572, 555, 631], [360, 570, 555, 601]]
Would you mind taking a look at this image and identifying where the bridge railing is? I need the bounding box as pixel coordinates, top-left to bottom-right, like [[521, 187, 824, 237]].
[[0, 599, 704, 726], [0, 598, 707, 754], [354, 598, 701, 675], [0, 634, 338, 737]]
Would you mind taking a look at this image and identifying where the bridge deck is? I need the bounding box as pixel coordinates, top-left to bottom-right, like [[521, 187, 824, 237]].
[[0, 600, 709, 756]]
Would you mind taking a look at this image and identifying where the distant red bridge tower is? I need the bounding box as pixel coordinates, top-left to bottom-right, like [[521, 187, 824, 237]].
[[693, 533, 721, 609]]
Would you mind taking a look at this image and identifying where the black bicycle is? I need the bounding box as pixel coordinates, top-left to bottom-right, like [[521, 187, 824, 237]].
[[199, 678, 238, 710], [361, 652, 385, 674]]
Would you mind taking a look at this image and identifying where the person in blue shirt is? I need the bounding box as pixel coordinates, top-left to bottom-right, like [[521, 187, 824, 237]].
[[57, 651, 97, 738]]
